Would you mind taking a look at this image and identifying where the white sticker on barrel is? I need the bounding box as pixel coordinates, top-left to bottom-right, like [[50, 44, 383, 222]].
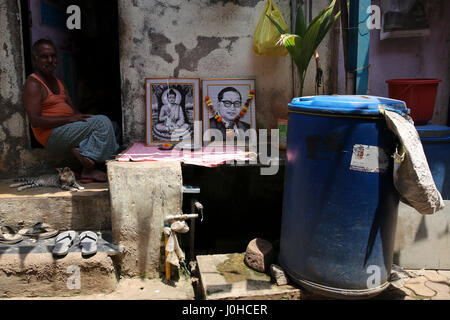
[[350, 144, 388, 173]]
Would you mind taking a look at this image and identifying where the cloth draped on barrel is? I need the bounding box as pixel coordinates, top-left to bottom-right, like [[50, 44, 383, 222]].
[[383, 110, 445, 215]]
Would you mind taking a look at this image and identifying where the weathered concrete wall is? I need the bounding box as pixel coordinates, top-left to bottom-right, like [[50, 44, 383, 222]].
[[294, 0, 340, 97], [107, 161, 183, 278], [0, 252, 117, 297], [0, 0, 71, 178], [394, 201, 450, 269], [0, 180, 111, 232], [0, 0, 28, 177], [1, 1, 341, 175], [118, 0, 293, 145]]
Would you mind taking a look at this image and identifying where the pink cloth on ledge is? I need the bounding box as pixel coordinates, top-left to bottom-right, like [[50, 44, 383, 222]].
[[116, 143, 253, 167]]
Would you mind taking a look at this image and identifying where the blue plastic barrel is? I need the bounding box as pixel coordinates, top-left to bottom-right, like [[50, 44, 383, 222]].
[[279, 95, 409, 299], [416, 125, 450, 200]]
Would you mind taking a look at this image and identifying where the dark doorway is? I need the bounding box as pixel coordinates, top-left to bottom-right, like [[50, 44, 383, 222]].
[[182, 165, 285, 256], [20, 0, 122, 147]]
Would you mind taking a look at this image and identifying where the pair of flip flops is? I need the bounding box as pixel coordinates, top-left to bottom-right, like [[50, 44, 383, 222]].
[[18, 222, 59, 240], [0, 222, 58, 245], [0, 226, 24, 244], [52, 231, 98, 257]]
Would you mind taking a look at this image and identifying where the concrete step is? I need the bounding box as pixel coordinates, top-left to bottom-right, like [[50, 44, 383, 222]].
[[0, 231, 120, 298], [3, 277, 196, 300], [196, 253, 301, 300], [0, 180, 111, 232]]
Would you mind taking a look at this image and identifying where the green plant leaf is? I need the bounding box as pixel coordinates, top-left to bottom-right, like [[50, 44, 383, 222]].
[[316, 5, 334, 47], [266, 14, 287, 35], [317, 12, 341, 47], [278, 34, 303, 67], [299, 13, 323, 73], [305, 0, 336, 34], [295, 4, 307, 37], [299, 1, 338, 77], [266, 0, 340, 96]]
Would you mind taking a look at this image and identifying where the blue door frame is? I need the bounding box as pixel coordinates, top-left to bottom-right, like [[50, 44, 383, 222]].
[[348, 0, 371, 95]]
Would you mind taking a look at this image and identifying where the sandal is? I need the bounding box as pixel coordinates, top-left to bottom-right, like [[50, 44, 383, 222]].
[[18, 222, 59, 240], [79, 231, 98, 256], [53, 231, 76, 257], [0, 226, 23, 244]]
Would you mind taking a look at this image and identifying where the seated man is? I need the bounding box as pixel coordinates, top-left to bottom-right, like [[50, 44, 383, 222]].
[[22, 39, 119, 182], [155, 89, 190, 138]]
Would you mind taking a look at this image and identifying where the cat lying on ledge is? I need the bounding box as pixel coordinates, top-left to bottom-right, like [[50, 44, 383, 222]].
[[10, 167, 84, 192]]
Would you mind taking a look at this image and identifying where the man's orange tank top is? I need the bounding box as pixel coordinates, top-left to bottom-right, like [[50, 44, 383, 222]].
[[29, 73, 75, 147]]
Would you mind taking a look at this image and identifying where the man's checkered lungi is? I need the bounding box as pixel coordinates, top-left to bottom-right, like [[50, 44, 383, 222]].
[[46, 115, 119, 162]]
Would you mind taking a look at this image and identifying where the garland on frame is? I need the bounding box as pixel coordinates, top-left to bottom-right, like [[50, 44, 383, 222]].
[[205, 90, 255, 130]]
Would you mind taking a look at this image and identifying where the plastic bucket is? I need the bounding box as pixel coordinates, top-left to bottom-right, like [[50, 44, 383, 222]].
[[386, 79, 441, 125]]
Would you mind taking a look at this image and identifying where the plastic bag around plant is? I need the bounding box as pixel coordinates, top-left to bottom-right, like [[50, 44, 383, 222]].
[[252, 0, 289, 57]]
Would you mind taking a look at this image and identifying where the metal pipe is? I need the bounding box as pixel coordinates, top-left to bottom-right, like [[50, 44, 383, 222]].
[[165, 235, 170, 280], [164, 214, 199, 224], [189, 199, 203, 262]]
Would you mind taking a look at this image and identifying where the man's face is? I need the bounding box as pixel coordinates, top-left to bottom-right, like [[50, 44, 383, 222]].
[[168, 94, 176, 104], [219, 91, 241, 121], [33, 43, 57, 75]]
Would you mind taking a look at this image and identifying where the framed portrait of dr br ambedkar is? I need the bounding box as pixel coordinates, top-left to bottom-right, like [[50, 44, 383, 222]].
[[202, 79, 257, 147]]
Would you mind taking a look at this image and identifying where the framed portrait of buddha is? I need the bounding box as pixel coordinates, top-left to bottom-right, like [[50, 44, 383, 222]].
[[145, 77, 201, 147]]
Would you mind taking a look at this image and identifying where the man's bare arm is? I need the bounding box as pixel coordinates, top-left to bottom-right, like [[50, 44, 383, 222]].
[[22, 79, 90, 129]]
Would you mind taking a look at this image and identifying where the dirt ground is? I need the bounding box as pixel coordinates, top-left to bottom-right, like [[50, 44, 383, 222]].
[[4, 276, 195, 300]]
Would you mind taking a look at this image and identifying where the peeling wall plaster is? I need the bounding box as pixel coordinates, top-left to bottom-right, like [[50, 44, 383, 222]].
[[118, 0, 293, 145], [0, 0, 28, 177], [0, 0, 340, 176]]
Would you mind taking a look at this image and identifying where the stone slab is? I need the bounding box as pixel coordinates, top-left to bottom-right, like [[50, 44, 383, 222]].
[[196, 254, 301, 300], [404, 277, 437, 298], [394, 200, 450, 269], [423, 270, 448, 283], [0, 252, 117, 298], [0, 180, 111, 231], [107, 161, 183, 278]]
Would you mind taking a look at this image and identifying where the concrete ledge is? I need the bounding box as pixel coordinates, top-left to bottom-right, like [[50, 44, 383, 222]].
[[197, 254, 301, 300], [394, 200, 450, 269], [0, 252, 117, 298], [107, 161, 183, 278], [0, 180, 111, 231], [3, 277, 195, 300]]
